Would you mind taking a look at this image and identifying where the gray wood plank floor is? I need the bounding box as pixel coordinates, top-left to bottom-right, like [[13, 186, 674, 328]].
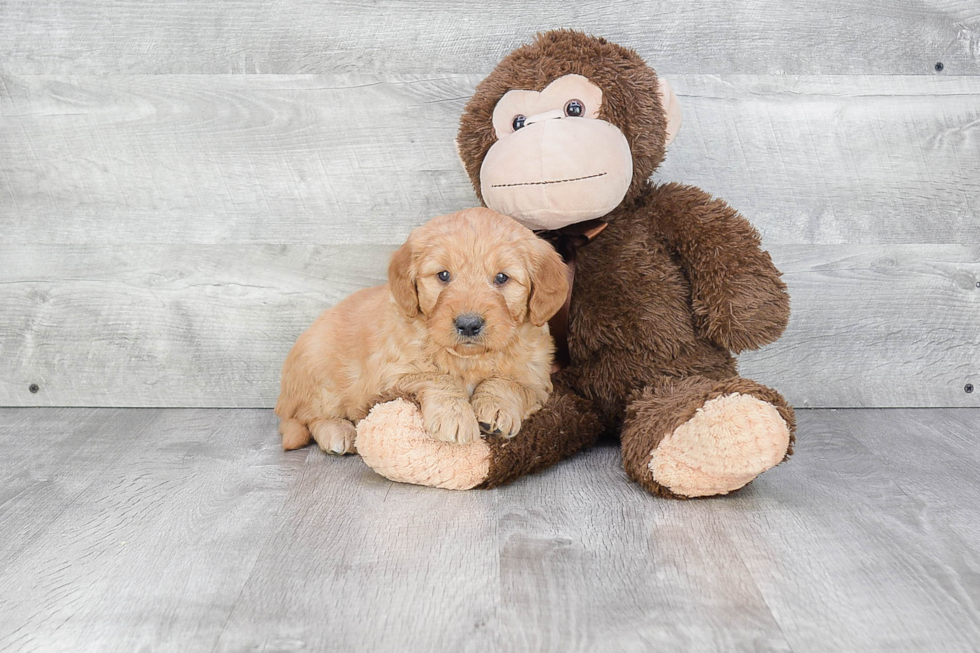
[[1, 408, 978, 652]]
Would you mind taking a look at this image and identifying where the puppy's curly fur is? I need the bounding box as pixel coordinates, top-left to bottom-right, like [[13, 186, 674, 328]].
[[275, 208, 568, 454]]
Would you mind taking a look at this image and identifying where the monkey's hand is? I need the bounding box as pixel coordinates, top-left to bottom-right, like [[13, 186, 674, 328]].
[[690, 266, 790, 353], [649, 183, 790, 353]]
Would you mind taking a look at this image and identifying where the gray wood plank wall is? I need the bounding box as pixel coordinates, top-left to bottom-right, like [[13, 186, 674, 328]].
[[1, 1, 978, 408]]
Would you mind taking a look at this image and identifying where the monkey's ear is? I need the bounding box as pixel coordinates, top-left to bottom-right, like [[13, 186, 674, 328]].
[[528, 238, 570, 327], [657, 77, 682, 148], [388, 240, 419, 318]]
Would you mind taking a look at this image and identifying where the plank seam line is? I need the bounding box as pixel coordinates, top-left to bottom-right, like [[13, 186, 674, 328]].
[[207, 461, 301, 653], [726, 526, 798, 652]]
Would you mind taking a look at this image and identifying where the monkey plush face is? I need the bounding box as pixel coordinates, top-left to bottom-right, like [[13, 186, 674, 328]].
[[457, 30, 682, 231], [480, 74, 634, 230]]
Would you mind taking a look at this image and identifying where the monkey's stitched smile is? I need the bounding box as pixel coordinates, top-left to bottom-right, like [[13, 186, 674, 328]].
[[491, 172, 607, 188]]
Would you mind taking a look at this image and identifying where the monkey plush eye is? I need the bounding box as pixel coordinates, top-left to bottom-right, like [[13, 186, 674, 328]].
[[512, 115, 526, 131], [494, 272, 509, 285], [564, 99, 585, 117], [437, 271, 451, 283]]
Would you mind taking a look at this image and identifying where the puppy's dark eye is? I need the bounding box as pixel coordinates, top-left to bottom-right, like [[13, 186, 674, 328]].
[[437, 271, 451, 283], [512, 115, 526, 131], [494, 272, 509, 285], [564, 99, 584, 117]]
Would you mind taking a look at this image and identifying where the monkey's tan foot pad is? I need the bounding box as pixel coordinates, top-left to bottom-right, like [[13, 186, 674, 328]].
[[355, 399, 490, 490], [649, 393, 791, 498]]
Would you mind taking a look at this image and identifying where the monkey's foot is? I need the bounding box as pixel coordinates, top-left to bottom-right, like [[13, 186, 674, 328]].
[[649, 393, 789, 497], [622, 377, 794, 499]]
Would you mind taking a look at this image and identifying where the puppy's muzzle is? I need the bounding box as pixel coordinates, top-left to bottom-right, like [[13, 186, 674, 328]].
[[454, 313, 485, 338]]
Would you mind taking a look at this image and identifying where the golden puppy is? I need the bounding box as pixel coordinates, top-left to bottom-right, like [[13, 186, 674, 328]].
[[275, 208, 568, 454]]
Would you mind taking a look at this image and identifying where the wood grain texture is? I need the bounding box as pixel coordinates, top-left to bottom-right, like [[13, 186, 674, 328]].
[[827, 408, 980, 508], [0, 408, 161, 567], [211, 444, 499, 653], [720, 408, 980, 652], [1, 244, 977, 408], [3, 73, 979, 245], [2, 0, 979, 75], [0, 244, 389, 407], [495, 446, 793, 652], [0, 408, 297, 653], [660, 75, 980, 245], [739, 244, 980, 408], [2, 407, 980, 651]]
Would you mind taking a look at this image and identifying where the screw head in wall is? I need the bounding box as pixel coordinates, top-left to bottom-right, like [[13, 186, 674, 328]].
[[935, 62, 944, 72], [967, 384, 975, 394], [29, 384, 39, 394]]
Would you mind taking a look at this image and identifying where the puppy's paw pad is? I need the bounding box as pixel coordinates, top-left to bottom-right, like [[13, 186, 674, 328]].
[[478, 422, 503, 436], [472, 398, 522, 439]]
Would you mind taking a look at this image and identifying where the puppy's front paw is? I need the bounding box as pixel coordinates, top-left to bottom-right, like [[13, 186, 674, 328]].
[[472, 394, 523, 439], [423, 399, 481, 445], [310, 419, 357, 455]]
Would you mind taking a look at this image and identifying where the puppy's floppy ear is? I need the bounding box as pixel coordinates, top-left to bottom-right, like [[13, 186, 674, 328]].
[[388, 240, 419, 317], [527, 237, 569, 327]]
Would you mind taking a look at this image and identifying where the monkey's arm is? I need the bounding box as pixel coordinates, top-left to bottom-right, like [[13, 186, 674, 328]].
[[355, 379, 603, 491], [647, 182, 789, 353]]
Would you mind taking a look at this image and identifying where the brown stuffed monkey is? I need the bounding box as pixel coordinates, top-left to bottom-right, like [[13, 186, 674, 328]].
[[355, 30, 795, 498]]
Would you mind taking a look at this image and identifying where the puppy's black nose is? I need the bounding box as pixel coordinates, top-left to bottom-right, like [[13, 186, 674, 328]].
[[455, 313, 485, 338]]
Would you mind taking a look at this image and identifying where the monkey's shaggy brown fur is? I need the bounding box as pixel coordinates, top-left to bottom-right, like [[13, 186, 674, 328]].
[[457, 30, 796, 495]]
